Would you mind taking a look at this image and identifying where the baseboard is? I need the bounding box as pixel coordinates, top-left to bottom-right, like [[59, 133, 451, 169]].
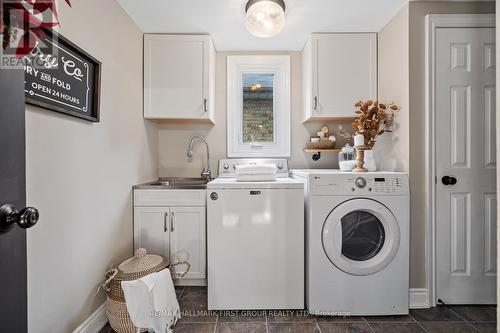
[[174, 278, 207, 286], [410, 288, 430, 309], [72, 302, 107, 333]]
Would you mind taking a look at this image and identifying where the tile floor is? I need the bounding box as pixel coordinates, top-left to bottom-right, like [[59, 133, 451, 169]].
[[99, 287, 497, 333]]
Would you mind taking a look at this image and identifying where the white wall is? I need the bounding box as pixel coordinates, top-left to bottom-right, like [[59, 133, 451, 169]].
[[377, 4, 410, 174], [25, 0, 158, 332], [377, 4, 414, 284], [158, 51, 353, 178]]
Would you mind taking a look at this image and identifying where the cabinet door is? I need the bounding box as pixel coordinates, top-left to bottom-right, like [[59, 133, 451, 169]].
[[169, 206, 206, 280], [144, 35, 213, 121], [312, 34, 377, 119], [134, 207, 170, 259]]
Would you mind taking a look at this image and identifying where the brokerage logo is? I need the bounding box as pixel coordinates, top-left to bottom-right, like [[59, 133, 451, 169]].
[[1, 0, 60, 69]]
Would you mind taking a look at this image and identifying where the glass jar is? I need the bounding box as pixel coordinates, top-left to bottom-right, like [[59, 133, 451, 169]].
[[338, 144, 356, 172]]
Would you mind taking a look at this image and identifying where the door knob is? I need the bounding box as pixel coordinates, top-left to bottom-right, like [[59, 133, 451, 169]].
[[442, 176, 457, 185], [0, 204, 39, 230]]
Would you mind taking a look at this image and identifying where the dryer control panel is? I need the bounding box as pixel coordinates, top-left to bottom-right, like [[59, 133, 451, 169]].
[[370, 176, 406, 194], [310, 173, 409, 196]]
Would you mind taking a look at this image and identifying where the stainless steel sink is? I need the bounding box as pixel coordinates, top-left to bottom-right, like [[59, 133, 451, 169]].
[[134, 178, 210, 190]]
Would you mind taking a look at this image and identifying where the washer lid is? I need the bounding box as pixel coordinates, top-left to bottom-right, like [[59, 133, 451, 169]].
[[322, 198, 400, 276], [207, 177, 304, 189]]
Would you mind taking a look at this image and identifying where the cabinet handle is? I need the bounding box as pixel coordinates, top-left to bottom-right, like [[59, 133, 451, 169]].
[[170, 212, 175, 232], [164, 212, 169, 232], [313, 96, 318, 111], [203, 98, 208, 113]]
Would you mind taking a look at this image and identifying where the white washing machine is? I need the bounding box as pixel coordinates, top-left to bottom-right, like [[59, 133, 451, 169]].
[[291, 170, 409, 316], [207, 159, 304, 310]]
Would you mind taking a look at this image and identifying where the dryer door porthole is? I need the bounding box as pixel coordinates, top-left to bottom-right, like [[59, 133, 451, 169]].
[[322, 198, 400, 276], [341, 210, 385, 261]]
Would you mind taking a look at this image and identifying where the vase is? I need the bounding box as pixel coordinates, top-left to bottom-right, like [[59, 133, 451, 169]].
[[338, 144, 356, 172], [363, 149, 377, 172]]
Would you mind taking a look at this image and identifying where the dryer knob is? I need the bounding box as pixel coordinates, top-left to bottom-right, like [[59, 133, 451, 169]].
[[355, 177, 367, 188]]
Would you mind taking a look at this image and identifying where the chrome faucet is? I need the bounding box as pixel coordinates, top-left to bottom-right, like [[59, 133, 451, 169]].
[[187, 136, 212, 180]]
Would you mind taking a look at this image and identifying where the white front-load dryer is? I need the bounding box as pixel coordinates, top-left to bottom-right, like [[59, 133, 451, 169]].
[[291, 170, 410, 316]]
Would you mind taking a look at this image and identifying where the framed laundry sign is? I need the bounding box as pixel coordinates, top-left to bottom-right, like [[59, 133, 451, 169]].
[[24, 29, 101, 122]]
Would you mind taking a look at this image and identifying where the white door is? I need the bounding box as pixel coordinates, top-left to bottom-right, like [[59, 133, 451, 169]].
[[313, 34, 377, 118], [435, 27, 496, 304], [144, 35, 210, 119], [169, 206, 206, 281], [133, 207, 170, 259]]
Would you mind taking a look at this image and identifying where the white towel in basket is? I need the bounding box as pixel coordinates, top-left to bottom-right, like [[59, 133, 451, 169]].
[[121, 268, 180, 333]]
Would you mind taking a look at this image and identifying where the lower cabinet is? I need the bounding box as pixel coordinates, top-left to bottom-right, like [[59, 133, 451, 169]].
[[134, 205, 206, 285], [134, 207, 171, 259]]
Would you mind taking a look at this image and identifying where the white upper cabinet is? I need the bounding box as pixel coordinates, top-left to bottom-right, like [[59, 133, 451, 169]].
[[303, 33, 377, 122], [144, 35, 216, 123]]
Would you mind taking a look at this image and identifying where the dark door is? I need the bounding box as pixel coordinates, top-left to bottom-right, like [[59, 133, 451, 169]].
[[0, 67, 38, 331]]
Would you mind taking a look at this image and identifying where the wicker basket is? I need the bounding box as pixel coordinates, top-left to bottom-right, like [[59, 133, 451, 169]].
[[306, 139, 336, 150], [100, 248, 189, 333]]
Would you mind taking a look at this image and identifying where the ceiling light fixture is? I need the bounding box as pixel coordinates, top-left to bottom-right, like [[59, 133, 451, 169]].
[[245, 0, 286, 38]]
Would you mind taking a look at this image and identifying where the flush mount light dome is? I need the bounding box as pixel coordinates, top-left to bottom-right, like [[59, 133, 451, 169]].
[[245, 0, 286, 38]]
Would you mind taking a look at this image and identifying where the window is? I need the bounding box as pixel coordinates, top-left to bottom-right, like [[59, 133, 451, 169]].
[[242, 73, 275, 144], [227, 56, 290, 157]]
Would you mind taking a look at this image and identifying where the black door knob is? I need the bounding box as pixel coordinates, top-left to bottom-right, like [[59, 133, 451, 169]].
[[0, 204, 39, 231], [442, 176, 458, 185], [18, 207, 39, 228]]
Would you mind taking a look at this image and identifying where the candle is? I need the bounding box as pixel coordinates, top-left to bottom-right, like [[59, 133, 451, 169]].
[[354, 133, 364, 147]]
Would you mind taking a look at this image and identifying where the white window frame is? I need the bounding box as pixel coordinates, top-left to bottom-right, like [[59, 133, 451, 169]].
[[227, 55, 291, 157]]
